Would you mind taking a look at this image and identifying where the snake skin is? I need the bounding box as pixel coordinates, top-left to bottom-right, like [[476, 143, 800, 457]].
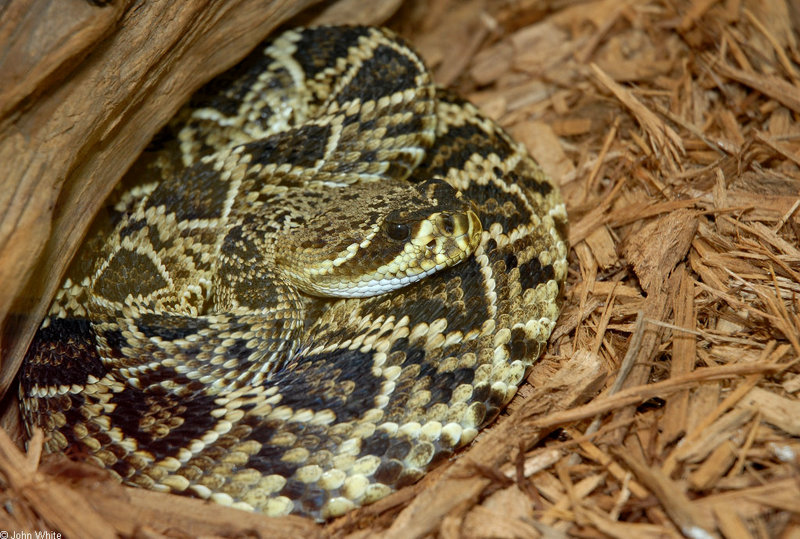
[[21, 26, 568, 520]]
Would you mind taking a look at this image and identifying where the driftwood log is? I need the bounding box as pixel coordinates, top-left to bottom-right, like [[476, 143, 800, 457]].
[[0, 0, 328, 401]]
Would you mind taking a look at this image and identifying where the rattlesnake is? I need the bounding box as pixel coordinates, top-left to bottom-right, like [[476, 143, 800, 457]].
[[21, 26, 568, 520]]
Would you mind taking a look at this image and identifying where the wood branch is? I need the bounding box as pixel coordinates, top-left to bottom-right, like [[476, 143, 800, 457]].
[[0, 428, 322, 537], [0, 0, 321, 399]]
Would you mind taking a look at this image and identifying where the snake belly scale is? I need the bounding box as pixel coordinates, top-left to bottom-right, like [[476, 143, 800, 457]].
[[21, 26, 568, 520]]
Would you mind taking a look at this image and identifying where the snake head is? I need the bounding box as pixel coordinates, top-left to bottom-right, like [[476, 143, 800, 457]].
[[279, 178, 482, 298]]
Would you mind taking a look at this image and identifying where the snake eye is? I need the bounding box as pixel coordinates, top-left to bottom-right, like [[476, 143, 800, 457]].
[[385, 222, 410, 241]]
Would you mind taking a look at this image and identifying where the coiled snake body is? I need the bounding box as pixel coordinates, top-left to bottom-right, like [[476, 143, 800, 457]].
[[21, 26, 568, 520]]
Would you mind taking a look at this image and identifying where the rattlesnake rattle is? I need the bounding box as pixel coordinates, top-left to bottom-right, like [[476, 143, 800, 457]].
[[21, 26, 568, 520]]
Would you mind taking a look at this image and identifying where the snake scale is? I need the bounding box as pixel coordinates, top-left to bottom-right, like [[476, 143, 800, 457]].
[[21, 26, 568, 520]]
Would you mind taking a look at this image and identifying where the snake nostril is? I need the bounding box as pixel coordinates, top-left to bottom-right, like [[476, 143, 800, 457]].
[[427, 239, 436, 250], [440, 214, 455, 235]]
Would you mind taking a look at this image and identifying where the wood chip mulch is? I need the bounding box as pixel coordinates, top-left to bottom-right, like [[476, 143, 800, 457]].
[[1, 0, 799, 537]]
